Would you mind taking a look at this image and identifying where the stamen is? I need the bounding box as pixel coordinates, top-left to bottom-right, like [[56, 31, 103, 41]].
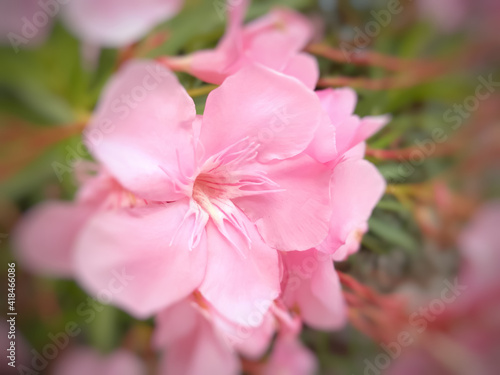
[[190, 137, 285, 255], [170, 200, 208, 250]]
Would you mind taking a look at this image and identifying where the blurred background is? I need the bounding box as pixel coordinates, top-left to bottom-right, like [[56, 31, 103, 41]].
[[1, 0, 499, 374]]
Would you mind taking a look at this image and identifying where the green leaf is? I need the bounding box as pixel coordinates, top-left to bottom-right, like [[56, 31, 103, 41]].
[[368, 216, 419, 253]]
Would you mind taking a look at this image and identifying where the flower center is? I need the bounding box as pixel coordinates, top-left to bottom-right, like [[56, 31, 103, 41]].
[[191, 138, 282, 220], [172, 138, 285, 252]]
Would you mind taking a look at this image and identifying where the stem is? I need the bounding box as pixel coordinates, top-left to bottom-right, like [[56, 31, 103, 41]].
[[306, 43, 438, 72], [186, 85, 219, 98]]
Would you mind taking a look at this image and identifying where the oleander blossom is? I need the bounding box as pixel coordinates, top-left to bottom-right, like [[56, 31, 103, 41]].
[[153, 295, 315, 375], [279, 87, 388, 331], [0, 0, 53, 49], [52, 347, 146, 375], [312, 88, 389, 261], [16, 60, 334, 326], [62, 0, 183, 47], [386, 202, 500, 375], [163, 0, 319, 88], [0, 0, 183, 51]]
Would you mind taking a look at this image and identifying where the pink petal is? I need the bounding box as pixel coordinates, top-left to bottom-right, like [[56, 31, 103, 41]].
[[262, 335, 318, 375], [341, 140, 367, 161], [317, 87, 357, 119], [183, 5, 316, 86], [282, 249, 347, 330], [234, 154, 332, 251], [240, 16, 318, 88], [155, 299, 240, 375], [53, 348, 145, 375], [243, 8, 313, 61], [85, 60, 197, 202], [334, 115, 362, 157], [281, 52, 320, 90], [316, 88, 360, 157], [13, 202, 94, 278], [104, 350, 147, 375], [459, 201, 500, 291], [74, 200, 207, 318], [349, 115, 391, 147], [53, 348, 102, 375], [0, 0, 52, 49], [62, 0, 183, 47], [185, 0, 247, 84], [418, 0, 468, 32], [200, 64, 325, 163], [317, 159, 386, 259], [386, 349, 447, 375], [316, 89, 390, 157], [215, 307, 276, 359], [304, 109, 337, 163], [199, 216, 280, 326]]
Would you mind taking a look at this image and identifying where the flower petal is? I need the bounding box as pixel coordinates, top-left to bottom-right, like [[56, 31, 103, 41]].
[[85, 60, 197, 202], [234, 154, 332, 251], [349, 115, 391, 148], [281, 52, 320, 89], [317, 159, 386, 259], [0, 0, 52, 48], [200, 64, 325, 163], [317, 87, 357, 119], [74, 200, 207, 318], [155, 299, 240, 375], [262, 334, 318, 375], [62, 0, 183, 47], [185, 0, 247, 84], [13, 202, 94, 278], [305, 109, 337, 163], [282, 250, 347, 330], [243, 8, 313, 62], [199, 216, 280, 326], [53, 348, 145, 375], [214, 306, 276, 359]]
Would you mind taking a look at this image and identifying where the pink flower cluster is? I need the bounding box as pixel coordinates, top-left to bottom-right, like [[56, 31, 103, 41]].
[[0, 0, 182, 49], [14, 2, 388, 374], [387, 202, 500, 375]]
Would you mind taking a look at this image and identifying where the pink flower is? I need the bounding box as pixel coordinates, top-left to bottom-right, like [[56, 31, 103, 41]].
[[276, 88, 387, 330], [259, 314, 318, 375], [61, 0, 183, 47], [387, 202, 500, 375], [261, 336, 317, 375], [164, 0, 319, 88], [311, 88, 388, 260], [458, 201, 500, 295], [16, 60, 333, 325], [154, 295, 312, 375], [13, 165, 121, 277], [154, 298, 241, 375], [418, 0, 468, 32], [0, 0, 53, 50], [281, 249, 347, 330], [153, 295, 276, 375], [53, 348, 145, 375]]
